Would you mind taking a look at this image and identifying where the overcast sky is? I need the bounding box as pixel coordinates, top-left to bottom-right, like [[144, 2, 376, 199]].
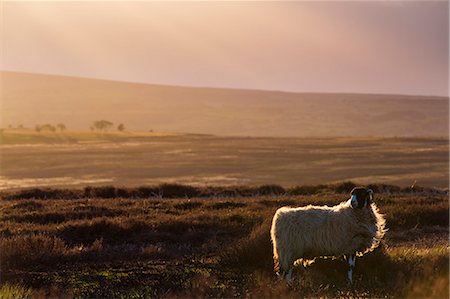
[[2, 1, 449, 96]]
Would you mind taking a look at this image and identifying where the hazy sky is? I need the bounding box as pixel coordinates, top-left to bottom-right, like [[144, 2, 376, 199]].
[[2, 1, 449, 96]]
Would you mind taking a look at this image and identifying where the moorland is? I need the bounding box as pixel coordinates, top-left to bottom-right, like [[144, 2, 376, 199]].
[[0, 183, 448, 298]]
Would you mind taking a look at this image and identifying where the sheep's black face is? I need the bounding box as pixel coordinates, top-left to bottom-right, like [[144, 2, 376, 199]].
[[350, 187, 373, 209]]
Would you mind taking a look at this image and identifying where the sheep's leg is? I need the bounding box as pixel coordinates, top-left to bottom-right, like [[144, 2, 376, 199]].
[[279, 254, 294, 284], [346, 254, 356, 284], [278, 266, 293, 284], [286, 267, 293, 286]]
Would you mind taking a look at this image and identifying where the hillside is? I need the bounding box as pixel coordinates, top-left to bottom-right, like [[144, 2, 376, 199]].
[[1, 71, 448, 137]]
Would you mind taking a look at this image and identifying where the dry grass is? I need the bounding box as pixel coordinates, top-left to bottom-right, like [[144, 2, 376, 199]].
[[0, 184, 448, 297], [1, 234, 69, 268], [0, 283, 31, 299], [220, 220, 274, 272]]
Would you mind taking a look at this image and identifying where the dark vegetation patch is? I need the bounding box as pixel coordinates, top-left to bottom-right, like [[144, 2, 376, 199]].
[[256, 184, 286, 195], [11, 200, 44, 211], [2, 182, 446, 200], [208, 201, 247, 210], [288, 184, 328, 195], [57, 218, 151, 246], [173, 201, 203, 210], [257, 199, 299, 207], [84, 186, 118, 198], [3, 208, 125, 225], [333, 181, 358, 193], [1, 188, 84, 200]]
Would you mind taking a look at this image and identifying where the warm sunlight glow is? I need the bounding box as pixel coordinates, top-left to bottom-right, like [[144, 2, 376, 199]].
[[2, 1, 448, 96]]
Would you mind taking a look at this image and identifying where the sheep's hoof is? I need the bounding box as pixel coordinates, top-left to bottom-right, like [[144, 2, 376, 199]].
[[286, 279, 293, 288], [347, 278, 356, 292], [286, 268, 293, 286]]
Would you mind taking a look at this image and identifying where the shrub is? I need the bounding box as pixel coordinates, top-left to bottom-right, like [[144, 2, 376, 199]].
[[288, 184, 327, 195], [116, 187, 133, 198], [258, 184, 286, 195], [140, 244, 168, 259], [84, 186, 117, 198], [333, 181, 357, 193], [0, 234, 69, 269], [137, 186, 159, 198], [57, 218, 150, 245], [159, 183, 200, 198], [220, 220, 273, 272]]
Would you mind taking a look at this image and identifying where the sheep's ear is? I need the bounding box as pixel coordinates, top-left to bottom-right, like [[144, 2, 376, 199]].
[[367, 189, 373, 202]]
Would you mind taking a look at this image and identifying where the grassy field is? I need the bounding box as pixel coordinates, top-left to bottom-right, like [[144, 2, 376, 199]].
[[0, 184, 448, 298], [0, 131, 448, 190]]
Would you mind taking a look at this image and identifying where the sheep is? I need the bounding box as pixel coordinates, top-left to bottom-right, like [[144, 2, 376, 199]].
[[270, 187, 386, 284]]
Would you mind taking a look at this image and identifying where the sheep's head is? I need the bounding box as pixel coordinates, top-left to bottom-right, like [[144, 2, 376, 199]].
[[350, 187, 373, 209]]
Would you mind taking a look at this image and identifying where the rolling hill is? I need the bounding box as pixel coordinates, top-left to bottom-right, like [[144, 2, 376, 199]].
[[1, 71, 448, 137]]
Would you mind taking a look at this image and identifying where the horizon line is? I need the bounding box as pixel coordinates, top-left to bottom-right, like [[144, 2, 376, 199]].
[[2, 69, 449, 99]]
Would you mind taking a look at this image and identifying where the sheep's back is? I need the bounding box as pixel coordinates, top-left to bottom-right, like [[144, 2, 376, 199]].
[[271, 204, 361, 257], [271, 206, 334, 254]]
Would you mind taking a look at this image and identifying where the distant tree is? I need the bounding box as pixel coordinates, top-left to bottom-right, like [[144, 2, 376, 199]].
[[18, 124, 24, 129], [149, 129, 154, 133], [117, 123, 125, 132], [41, 124, 56, 132], [93, 120, 114, 131], [8, 124, 12, 129], [56, 123, 67, 132], [35, 125, 42, 132]]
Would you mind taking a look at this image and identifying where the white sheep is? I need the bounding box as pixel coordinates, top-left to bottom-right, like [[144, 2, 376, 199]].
[[270, 187, 386, 284]]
